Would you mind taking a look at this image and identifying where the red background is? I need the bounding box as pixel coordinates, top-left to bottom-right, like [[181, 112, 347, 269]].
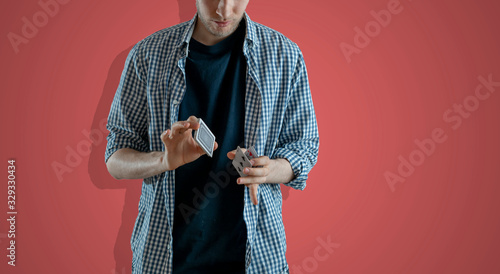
[[1, 0, 500, 273]]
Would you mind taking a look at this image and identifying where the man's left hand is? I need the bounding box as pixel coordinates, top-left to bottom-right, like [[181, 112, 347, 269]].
[[227, 149, 294, 205]]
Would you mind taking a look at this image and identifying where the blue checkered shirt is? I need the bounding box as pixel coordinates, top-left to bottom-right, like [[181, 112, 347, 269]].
[[105, 13, 319, 274]]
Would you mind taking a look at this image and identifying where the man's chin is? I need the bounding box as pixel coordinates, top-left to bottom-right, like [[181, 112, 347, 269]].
[[210, 26, 237, 38]]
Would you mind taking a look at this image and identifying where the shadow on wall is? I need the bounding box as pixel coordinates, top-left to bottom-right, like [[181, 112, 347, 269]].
[[88, 44, 139, 274], [87, 1, 289, 273]]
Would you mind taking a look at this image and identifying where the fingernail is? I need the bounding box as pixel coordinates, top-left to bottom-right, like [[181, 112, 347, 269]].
[[237, 179, 241, 184], [244, 168, 249, 174], [250, 160, 255, 165]]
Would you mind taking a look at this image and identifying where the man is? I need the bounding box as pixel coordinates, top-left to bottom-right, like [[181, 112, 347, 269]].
[[105, 0, 319, 273]]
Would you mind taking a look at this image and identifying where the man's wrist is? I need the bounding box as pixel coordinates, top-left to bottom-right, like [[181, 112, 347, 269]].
[[268, 158, 295, 184], [155, 151, 171, 172]]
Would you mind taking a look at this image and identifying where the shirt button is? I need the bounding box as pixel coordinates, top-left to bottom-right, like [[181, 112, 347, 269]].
[[172, 99, 179, 105]]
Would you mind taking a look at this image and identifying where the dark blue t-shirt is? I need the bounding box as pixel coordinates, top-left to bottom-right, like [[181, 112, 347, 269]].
[[172, 22, 247, 273]]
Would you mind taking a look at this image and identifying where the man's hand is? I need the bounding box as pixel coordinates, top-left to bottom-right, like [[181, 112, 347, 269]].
[[227, 148, 295, 205], [161, 115, 218, 171]]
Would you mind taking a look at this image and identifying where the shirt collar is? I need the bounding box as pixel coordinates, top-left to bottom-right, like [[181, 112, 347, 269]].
[[243, 13, 258, 48], [176, 14, 197, 50]]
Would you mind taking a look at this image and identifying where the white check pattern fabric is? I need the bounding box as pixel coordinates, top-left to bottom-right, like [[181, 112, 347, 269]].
[[105, 13, 319, 274]]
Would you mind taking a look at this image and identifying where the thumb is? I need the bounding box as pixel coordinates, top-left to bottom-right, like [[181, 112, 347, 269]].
[[227, 150, 236, 160]]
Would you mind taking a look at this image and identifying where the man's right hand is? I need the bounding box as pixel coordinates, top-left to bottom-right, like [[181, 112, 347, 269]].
[[160, 115, 218, 171]]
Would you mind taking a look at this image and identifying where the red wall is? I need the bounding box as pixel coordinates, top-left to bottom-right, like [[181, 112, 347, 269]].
[[1, 0, 499, 273]]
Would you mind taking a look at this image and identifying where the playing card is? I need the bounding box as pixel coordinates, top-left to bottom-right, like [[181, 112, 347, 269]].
[[193, 118, 216, 157], [245, 146, 258, 160], [232, 146, 252, 177]]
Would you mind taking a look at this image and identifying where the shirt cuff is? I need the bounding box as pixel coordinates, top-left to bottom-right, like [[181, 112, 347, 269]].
[[271, 148, 309, 190], [105, 132, 150, 163]]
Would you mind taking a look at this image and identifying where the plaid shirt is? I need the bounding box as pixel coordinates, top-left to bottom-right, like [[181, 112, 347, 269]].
[[105, 13, 319, 274]]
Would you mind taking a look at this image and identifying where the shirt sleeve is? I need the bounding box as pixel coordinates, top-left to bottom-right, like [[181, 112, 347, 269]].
[[271, 51, 319, 190], [105, 43, 150, 163]]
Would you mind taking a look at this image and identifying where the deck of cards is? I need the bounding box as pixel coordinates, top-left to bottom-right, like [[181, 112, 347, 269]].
[[232, 146, 258, 177], [193, 118, 216, 157]]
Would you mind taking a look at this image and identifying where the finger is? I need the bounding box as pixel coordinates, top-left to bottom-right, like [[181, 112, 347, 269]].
[[250, 156, 270, 167], [213, 141, 219, 151], [249, 184, 258, 205], [237, 176, 266, 185], [227, 147, 248, 160], [161, 129, 172, 144], [243, 166, 269, 177], [227, 150, 236, 160], [170, 121, 190, 137], [187, 116, 200, 130]]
